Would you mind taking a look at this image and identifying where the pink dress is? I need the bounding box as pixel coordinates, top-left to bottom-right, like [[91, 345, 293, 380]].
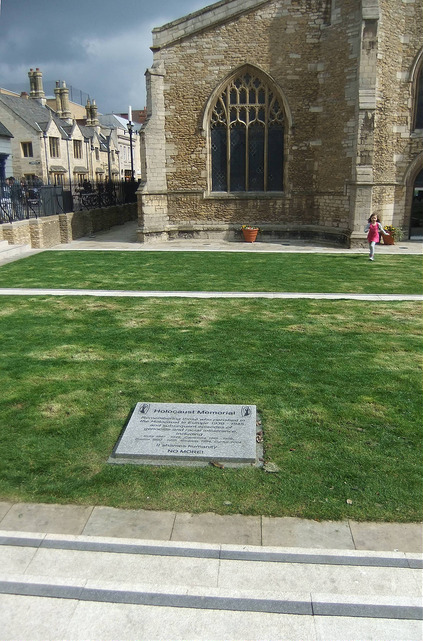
[[367, 223, 380, 242]]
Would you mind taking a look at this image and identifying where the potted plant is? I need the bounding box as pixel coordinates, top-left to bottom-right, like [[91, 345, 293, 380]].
[[241, 225, 261, 243], [382, 225, 402, 245]]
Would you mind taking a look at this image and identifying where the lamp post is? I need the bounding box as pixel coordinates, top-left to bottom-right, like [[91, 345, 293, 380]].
[[116, 149, 120, 180], [107, 131, 112, 182], [127, 121, 134, 181], [127, 107, 134, 181]]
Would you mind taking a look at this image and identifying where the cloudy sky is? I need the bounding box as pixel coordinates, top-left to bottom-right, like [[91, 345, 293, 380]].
[[0, 0, 207, 114]]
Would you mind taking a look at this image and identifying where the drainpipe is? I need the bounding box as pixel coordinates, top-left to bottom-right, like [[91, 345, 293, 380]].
[[42, 131, 50, 184], [66, 136, 72, 188]]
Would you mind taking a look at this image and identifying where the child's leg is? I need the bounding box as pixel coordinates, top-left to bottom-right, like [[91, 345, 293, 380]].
[[369, 241, 376, 259]]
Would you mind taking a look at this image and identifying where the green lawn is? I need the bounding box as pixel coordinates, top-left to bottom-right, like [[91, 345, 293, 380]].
[[1, 295, 421, 521], [0, 251, 421, 293]]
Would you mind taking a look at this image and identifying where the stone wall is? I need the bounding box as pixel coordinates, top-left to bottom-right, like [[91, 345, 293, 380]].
[[371, 0, 423, 232], [1, 203, 137, 249], [139, 0, 423, 245]]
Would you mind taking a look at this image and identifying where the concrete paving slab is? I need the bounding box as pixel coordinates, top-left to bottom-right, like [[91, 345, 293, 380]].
[[262, 517, 355, 549], [79, 580, 312, 615], [65, 600, 317, 641], [349, 521, 423, 553], [171, 511, 262, 545], [0, 502, 94, 535], [314, 615, 423, 641], [219, 545, 410, 568], [405, 553, 423, 569], [0, 545, 38, 574], [82, 506, 176, 540], [0, 502, 12, 520], [25, 547, 220, 588], [0, 593, 79, 641], [311, 592, 423, 619], [217, 559, 422, 597], [43, 532, 221, 558]]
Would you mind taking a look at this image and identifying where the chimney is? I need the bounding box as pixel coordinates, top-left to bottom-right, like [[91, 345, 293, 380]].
[[60, 81, 72, 121], [90, 99, 99, 126], [85, 99, 92, 126], [54, 81, 63, 117], [20, 92, 29, 99], [28, 68, 46, 105], [28, 69, 36, 96]]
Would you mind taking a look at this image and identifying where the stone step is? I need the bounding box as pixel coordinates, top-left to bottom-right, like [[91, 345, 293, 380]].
[[1, 572, 421, 618], [1, 532, 421, 640]]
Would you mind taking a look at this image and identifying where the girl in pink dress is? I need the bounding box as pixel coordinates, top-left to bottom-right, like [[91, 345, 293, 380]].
[[364, 214, 390, 260]]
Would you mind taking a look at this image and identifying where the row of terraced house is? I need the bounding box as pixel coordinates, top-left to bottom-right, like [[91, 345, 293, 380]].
[[0, 69, 143, 216]]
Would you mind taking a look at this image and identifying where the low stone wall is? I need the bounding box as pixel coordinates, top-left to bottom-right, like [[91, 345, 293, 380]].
[[137, 220, 352, 247], [0, 203, 137, 249]]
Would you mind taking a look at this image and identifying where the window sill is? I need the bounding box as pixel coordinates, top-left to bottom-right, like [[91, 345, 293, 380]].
[[204, 191, 285, 200]]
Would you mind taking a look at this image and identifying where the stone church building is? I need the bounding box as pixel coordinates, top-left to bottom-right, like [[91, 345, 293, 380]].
[[138, 0, 423, 246]]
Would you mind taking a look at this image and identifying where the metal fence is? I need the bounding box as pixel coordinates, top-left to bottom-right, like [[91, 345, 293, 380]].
[[0, 179, 138, 224]]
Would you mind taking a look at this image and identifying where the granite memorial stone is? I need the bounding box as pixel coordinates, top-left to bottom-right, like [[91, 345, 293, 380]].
[[111, 402, 258, 466]]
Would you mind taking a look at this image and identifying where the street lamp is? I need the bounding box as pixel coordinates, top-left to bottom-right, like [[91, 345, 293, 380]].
[[127, 107, 134, 181], [116, 149, 120, 180], [127, 121, 134, 181]]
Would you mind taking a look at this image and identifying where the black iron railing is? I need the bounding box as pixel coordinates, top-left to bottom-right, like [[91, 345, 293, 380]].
[[0, 179, 138, 224]]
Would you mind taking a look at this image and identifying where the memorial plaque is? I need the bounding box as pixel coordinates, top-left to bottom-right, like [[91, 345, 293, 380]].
[[111, 402, 258, 466]]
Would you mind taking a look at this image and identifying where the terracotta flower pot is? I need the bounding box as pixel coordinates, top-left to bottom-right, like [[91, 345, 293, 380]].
[[242, 228, 259, 243], [382, 234, 395, 245]]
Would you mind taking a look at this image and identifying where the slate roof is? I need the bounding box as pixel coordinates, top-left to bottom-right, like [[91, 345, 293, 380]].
[[0, 120, 13, 138], [78, 125, 95, 141], [0, 93, 50, 133], [0, 93, 72, 138], [98, 114, 142, 133]]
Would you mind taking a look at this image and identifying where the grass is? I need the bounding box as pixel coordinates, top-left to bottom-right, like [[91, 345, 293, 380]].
[[0, 295, 421, 521], [0, 250, 421, 293]]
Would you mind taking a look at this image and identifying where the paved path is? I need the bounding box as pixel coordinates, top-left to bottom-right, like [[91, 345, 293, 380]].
[[1, 502, 422, 552], [0, 502, 422, 640], [0, 287, 421, 300], [45, 219, 423, 254]]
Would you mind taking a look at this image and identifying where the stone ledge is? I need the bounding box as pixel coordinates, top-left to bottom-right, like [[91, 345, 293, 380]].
[[138, 222, 351, 247]]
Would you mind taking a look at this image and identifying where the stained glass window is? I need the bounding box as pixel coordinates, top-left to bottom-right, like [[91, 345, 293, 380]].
[[210, 69, 284, 192]]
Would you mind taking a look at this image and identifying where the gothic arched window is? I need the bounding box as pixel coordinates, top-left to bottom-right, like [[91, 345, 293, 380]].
[[210, 70, 285, 192]]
